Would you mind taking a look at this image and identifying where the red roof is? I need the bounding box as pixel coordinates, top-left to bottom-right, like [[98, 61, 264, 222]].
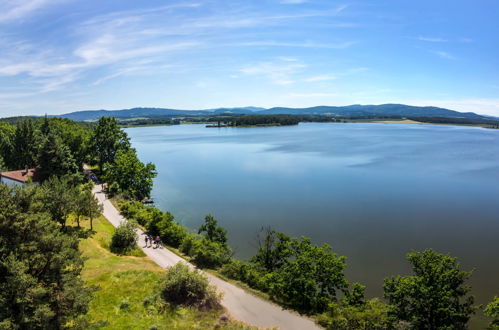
[[0, 168, 40, 183]]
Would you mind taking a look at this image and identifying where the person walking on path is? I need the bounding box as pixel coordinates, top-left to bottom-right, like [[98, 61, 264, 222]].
[[144, 236, 149, 248]]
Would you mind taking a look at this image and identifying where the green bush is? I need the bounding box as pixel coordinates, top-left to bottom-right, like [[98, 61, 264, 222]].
[[158, 263, 221, 310], [220, 259, 267, 291], [485, 296, 499, 330], [317, 299, 395, 330], [190, 238, 232, 269], [110, 222, 138, 254]]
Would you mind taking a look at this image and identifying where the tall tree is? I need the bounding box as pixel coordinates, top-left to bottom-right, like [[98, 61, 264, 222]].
[[76, 183, 102, 230], [198, 214, 228, 244], [35, 176, 77, 227], [0, 184, 93, 329], [251, 226, 292, 273], [37, 133, 79, 181], [104, 148, 156, 200], [91, 117, 130, 171], [0, 122, 15, 169], [12, 119, 39, 169], [269, 237, 348, 313], [384, 249, 476, 330]]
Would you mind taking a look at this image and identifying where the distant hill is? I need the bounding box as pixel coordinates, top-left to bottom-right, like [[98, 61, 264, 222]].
[[57, 104, 489, 121]]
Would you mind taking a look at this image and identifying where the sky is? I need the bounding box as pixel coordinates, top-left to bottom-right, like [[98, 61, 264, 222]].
[[0, 0, 498, 117]]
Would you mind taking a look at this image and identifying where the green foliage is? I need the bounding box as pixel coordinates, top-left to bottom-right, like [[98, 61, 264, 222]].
[[251, 226, 292, 273], [36, 176, 78, 227], [383, 249, 476, 330], [484, 296, 499, 329], [110, 222, 138, 254], [74, 183, 103, 230], [119, 201, 186, 248], [343, 282, 366, 307], [11, 119, 39, 169], [91, 116, 130, 171], [220, 260, 267, 290], [104, 148, 157, 200], [0, 184, 93, 328], [0, 122, 15, 170], [317, 299, 395, 330], [158, 263, 221, 310], [37, 132, 79, 181], [198, 214, 227, 244], [268, 237, 348, 313], [191, 238, 232, 269]]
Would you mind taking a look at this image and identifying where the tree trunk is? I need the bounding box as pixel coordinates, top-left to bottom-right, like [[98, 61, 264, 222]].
[[90, 215, 93, 231]]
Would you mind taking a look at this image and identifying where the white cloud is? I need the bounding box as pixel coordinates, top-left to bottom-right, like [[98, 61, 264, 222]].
[[431, 50, 456, 60], [417, 36, 447, 43], [0, 0, 62, 23], [240, 60, 306, 85], [237, 40, 357, 49], [280, 0, 308, 4], [287, 92, 338, 97], [305, 75, 336, 82]]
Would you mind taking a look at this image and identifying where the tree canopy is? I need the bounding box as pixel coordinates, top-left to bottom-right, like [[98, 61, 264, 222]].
[[384, 249, 476, 329], [0, 184, 93, 329]]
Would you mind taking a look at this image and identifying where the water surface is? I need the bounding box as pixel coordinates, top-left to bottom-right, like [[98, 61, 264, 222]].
[[127, 123, 499, 321]]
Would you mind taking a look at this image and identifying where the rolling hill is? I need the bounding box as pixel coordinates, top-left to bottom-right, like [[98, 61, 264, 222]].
[[57, 104, 489, 121]]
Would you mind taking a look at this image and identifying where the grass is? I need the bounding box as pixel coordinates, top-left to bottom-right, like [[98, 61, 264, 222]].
[[79, 216, 255, 329]]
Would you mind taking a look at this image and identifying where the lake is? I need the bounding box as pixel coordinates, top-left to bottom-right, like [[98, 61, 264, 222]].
[[126, 122, 499, 321]]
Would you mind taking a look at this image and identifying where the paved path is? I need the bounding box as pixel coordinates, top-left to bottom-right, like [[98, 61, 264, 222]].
[[92, 186, 320, 330]]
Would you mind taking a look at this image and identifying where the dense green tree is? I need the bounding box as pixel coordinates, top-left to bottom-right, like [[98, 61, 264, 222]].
[[45, 118, 92, 167], [384, 249, 476, 330], [485, 297, 499, 330], [38, 132, 79, 181], [269, 237, 348, 313], [91, 117, 130, 171], [35, 176, 77, 227], [11, 119, 39, 169], [198, 214, 227, 244], [251, 226, 292, 273], [104, 148, 156, 200], [0, 184, 93, 329], [0, 122, 15, 169]]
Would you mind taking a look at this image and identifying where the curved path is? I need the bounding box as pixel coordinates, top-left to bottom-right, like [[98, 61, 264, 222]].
[[92, 186, 320, 330]]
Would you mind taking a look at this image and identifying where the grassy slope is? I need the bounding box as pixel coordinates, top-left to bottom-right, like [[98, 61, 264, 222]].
[[79, 216, 253, 329]]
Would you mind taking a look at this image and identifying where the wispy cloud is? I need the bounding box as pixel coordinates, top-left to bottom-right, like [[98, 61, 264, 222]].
[[431, 50, 456, 60], [417, 36, 447, 42], [304, 75, 337, 82], [0, 0, 63, 23], [280, 0, 308, 4], [237, 40, 357, 49], [287, 92, 338, 98], [240, 59, 306, 85]]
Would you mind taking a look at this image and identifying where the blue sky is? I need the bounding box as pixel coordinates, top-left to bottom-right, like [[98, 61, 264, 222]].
[[0, 0, 498, 116]]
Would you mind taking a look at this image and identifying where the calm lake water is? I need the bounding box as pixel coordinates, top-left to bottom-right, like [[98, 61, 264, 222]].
[[127, 122, 499, 322]]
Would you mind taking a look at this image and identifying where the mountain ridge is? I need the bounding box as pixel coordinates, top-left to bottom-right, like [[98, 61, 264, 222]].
[[57, 104, 489, 121]]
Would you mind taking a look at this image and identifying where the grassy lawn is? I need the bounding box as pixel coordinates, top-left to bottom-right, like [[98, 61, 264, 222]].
[[79, 216, 253, 329]]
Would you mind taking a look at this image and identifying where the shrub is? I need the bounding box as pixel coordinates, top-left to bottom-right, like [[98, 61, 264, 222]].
[[317, 299, 395, 330], [485, 296, 499, 330], [190, 238, 232, 269], [159, 263, 221, 310], [110, 222, 138, 254], [220, 259, 267, 290]]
